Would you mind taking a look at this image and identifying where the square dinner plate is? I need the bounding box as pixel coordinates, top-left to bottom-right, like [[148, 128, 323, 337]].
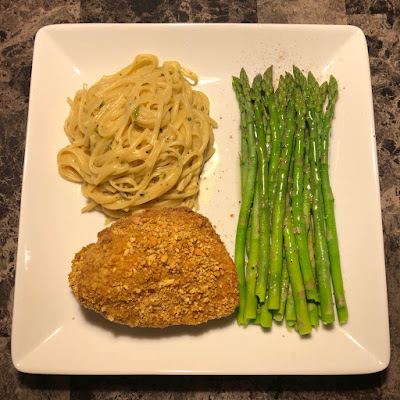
[[12, 23, 389, 375]]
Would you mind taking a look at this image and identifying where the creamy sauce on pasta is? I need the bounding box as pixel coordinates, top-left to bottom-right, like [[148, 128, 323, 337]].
[[57, 54, 216, 218]]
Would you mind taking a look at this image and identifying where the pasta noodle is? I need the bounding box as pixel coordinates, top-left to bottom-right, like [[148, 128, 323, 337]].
[[57, 54, 217, 219]]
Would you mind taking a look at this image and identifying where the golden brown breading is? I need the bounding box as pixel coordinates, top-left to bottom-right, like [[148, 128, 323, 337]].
[[69, 207, 239, 328]]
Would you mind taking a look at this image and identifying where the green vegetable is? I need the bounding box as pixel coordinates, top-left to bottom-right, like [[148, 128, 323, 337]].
[[292, 85, 319, 302], [268, 97, 295, 310], [320, 76, 348, 323], [132, 105, 140, 121], [306, 72, 335, 324], [253, 74, 271, 303], [232, 65, 346, 335], [233, 69, 258, 324]]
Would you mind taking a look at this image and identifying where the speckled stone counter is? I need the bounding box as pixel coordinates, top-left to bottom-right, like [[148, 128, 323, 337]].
[[1, 1, 399, 398]]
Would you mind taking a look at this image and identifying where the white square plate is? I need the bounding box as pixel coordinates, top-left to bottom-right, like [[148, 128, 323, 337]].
[[12, 23, 389, 374]]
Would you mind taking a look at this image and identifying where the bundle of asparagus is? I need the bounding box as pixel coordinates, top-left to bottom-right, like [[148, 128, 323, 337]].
[[232, 66, 348, 335]]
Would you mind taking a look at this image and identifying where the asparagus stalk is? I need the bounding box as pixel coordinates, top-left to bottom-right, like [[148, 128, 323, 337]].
[[267, 78, 285, 210], [261, 67, 274, 185], [275, 97, 296, 322], [302, 134, 312, 236], [293, 66, 323, 327], [262, 66, 274, 103], [285, 283, 297, 330], [316, 80, 328, 168], [245, 210, 253, 257], [313, 78, 328, 226], [233, 69, 258, 324], [232, 77, 249, 192], [260, 296, 273, 328], [294, 67, 319, 323], [243, 175, 260, 321], [307, 219, 320, 327], [285, 134, 312, 336], [268, 97, 296, 310], [277, 76, 288, 133], [253, 74, 271, 302], [293, 66, 309, 103], [273, 255, 289, 322], [233, 76, 252, 259], [254, 303, 262, 325], [320, 76, 348, 323], [258, 72, 274, 326], [283, 193, 312, 335], [306, 73, 335, 324], [264, 112, 272, 159], [292, 86, 319, 302], [303, 134, 320, 327], [262, 67, 273, 161], [243, 75, 264, 321]]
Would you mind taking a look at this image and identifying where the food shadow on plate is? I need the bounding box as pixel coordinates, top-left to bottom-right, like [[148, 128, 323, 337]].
[[80, 306, 236, 339]]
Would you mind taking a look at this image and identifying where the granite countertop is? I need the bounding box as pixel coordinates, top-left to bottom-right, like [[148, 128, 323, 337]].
[[1, 0, 399, 398]]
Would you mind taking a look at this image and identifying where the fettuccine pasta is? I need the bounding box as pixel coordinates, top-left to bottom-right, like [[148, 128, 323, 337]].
[[57, 54, 216, 218]]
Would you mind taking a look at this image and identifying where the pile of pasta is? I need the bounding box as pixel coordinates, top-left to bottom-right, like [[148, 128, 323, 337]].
[[57, 54, 216, 218]]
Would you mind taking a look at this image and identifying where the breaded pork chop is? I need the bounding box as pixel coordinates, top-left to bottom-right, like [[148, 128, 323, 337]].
[[69, 207, 239, 328]]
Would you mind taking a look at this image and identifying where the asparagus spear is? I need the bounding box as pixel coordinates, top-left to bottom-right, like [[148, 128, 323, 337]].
[[233, 76, 253, 259], [285, 283, 297, 330], [262, 66, 274, 103], [267, 78, 285, 210], [253, 74, 271, 302], [274, 98, 296, 322], [292, 86, 319, 302], [307, 219, 320, 327], [277, 76, 288, 133], [273, 255, 289, 322], [316, 80, 328, 168], [295, 67, 320, 325], [302, 134, 312, 238], [284, 72, 296, 101], [264, 112, 272, 159], [245, 210, 253, 257], [283, 192, 312, 335], [303, 134, 320, 327], [243, 173, 260, 321], [285, 124, 311, 335], [233, 69, 258, 324], [243, 75, 264, 320], [260, 295, 273, 328], [232, 77, 249, 192], [268, 96, 296, 310], [293, 66, 309, 103], [313, 79, 328, 226], [254, 303, 262, 325], [262, 67, 274, 161], [320, 76, 348, 323], [306, 73, 335, 324]]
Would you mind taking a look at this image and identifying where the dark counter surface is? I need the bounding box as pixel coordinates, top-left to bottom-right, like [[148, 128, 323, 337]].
[[1, 0, 399, 398]]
